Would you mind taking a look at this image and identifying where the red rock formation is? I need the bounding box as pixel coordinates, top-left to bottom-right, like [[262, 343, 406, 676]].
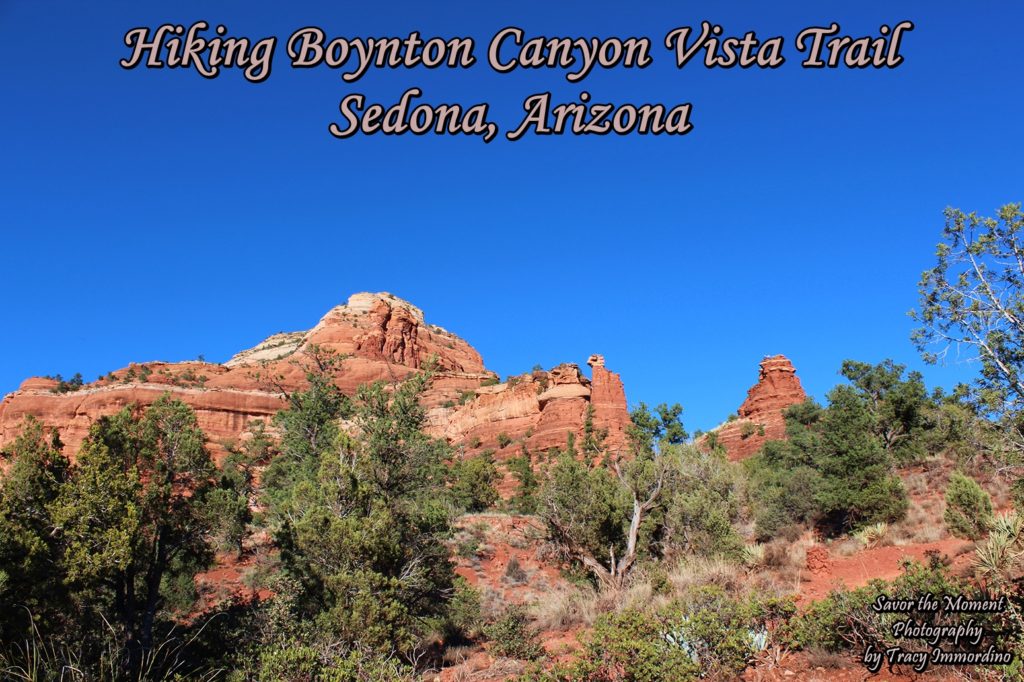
[[0, 293, 489, 461], [704, 354, 807, 461], [0, 293, 634, 479], [588, 354, 629, 455], [430, 358, 630, 459]]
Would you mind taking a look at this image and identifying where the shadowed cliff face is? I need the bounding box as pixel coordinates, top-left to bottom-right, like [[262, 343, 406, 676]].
[[0, 293, 632, 475], [703, 355, 807, 461]]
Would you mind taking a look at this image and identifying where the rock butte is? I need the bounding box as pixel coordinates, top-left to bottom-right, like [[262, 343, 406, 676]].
[[0, 293, 629, 481], [702, 354, 807, 461]]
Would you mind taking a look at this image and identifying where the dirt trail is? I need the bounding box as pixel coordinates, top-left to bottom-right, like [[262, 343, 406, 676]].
[[799, 538, 973, 603]]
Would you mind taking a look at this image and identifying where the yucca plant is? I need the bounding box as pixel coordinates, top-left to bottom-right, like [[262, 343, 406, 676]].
[[742, 543, 767, 569], [976, 512, 1024, 584], [854, 522, 889, 548]]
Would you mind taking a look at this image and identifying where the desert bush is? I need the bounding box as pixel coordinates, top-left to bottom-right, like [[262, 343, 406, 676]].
[[503, 556, 528, 585], [742, 543, 767, 569], [508, 453, 540, 514], [258, 644, 414, 681], [484, 605, 544, 660], [497, 432, 513, 449], [944, 470, 993, 540], [450, 450, 500, 512], [542, 587, 795, 681], [443, 577, 484, 642]]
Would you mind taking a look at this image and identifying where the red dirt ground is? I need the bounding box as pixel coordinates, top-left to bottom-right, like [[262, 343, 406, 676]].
[[798, 538, 974, 603]]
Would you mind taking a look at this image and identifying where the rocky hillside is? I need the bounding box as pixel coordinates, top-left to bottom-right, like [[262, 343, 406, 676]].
[[0, 293, 631, 470]]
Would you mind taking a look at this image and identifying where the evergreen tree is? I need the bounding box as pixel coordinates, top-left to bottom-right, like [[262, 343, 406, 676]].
[[262, 357, 457, 663], [52, 396, 219, 656], [944, 471, 993, 540], [0, 417, 70, 638], [813, 385, 908, 533]]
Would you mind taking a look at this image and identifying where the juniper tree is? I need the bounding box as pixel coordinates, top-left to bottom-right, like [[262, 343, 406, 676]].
[[52, 396, 219, 655], [261, 356, 458, 663], [0, 417, 70, 638]]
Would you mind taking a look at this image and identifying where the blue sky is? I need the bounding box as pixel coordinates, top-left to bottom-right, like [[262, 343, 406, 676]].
[[1, 1, 1022, 432]]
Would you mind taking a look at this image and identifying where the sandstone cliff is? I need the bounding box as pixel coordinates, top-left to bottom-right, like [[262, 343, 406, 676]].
[[703, 355, 807, 461], [0, 293, 631, 473], [428, 355, 628, 460]]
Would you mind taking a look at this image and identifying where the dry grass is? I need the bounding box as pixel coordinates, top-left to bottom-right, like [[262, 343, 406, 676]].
[[665, 556, 742, 594], [613, 578, 656, 613], [833, 537, 861, 557], [531, 586, 598, 630], [903, 471, 929, 496], [802, 646, 852, 669]]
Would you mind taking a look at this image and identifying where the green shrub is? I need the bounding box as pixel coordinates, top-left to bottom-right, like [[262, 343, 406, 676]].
[[444, 577, 483, 641], [484, 605, 544, 660], [508, 454, 539, 514], [745, 390, 908, 540], [544, 587, 794, 681], [49, 372, 84, 393], [944, 471, 993, 540], [259, 645, 414, 681], [497, 432, 513, 449], [450, 451, 500, 512]]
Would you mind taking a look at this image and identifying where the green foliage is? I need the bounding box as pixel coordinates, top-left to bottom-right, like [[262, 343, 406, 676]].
[[206, 423, 265, 555], [48, 372, 84, 394], [0, 399, 228, 676], [813, 386, 908, 533], [660, 446, 744, 561], [484, 605, 544, 660], [258, 644, 414, 682], [262, 355, 457, 662], [912, 203, 1024, 419], [541, 438, 743, 588], [548, 607, 700, 681], [944, 470, 993, 539], [443, 576, 483, 641], [0, 418, 70, 639], [541, 588, 794, 682], [840, 359, 931, 461], [580, 405, 608, 463], [450, 450, 500, 512], [628, 402, 688, 451], [56, 396, 220, 650], [745, 383, 908, 539], [541, 451, 629, 577], [497, 432, 513, 449], [508, 451, 539, 514]]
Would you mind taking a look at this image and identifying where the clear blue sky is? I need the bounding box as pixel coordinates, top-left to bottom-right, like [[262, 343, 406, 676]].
[[2, 1, 1022, 432]]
